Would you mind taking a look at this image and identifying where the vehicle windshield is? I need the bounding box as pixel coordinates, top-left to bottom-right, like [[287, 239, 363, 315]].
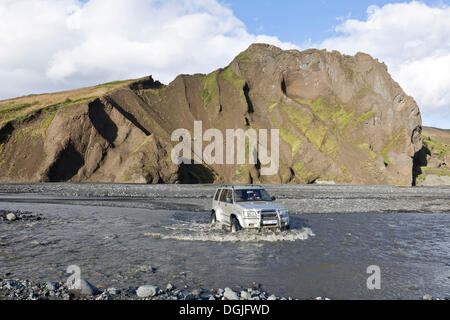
[[234, 189, 273, 202]]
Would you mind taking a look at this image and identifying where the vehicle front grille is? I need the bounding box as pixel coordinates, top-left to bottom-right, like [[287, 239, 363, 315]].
[[261, 210, 278, 220]]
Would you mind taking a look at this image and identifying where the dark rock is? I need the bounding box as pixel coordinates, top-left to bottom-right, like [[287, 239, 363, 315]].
[[46, 282, 57, 291], [107, 287, 120, 295], [192, 289, 202, 297]]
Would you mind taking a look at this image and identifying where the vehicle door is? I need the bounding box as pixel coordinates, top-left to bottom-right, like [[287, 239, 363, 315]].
[[212, 188, 221, 212], [218, 189, 233, 224]]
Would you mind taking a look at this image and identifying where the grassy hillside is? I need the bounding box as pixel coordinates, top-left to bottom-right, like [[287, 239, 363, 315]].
[[0, 79, 138, 126]]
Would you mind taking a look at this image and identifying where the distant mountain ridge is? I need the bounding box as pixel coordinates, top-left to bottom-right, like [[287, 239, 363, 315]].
[[0, 43, 437, 185]]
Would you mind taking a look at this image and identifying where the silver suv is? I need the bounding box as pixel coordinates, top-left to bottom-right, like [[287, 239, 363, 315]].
[[210, 185, 290, 232]]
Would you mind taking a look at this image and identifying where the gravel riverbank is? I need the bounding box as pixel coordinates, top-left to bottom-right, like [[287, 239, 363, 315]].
[[1, 278, 445, 300], [0, 278, 321, 301], [0, 183, 449, 214], [0, 210, 42, 222]]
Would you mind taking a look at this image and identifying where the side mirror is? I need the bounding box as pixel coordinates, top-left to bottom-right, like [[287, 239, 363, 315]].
[[271, 196, 276, 201], [226, 197, 232, 203]]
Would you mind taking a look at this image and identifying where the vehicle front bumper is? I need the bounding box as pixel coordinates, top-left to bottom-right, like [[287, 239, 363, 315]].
[[240, 216, 290, 230]]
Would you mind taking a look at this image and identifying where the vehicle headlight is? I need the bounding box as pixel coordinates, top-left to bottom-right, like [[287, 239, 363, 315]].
[[279, 210, 288, 218], [243, 210, 259, 218]]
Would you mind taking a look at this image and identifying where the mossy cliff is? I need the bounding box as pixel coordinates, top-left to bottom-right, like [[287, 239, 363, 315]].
[[0, 44, 424, 185], [413, 127, 450, 186]]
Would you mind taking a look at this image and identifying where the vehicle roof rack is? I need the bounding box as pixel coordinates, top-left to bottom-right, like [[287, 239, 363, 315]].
[[218, 184, 264, 189]]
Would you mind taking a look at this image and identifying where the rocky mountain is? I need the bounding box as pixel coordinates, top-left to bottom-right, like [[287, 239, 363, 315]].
[[0, 44, 428, 185], [414, 127, 450, 186]]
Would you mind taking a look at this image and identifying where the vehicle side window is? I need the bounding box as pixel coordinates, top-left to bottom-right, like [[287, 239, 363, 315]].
[[214, 189, 221, 201], [224, 189, 233, 203], [219, 189, 228, 202], [228, 189, 234, 203]]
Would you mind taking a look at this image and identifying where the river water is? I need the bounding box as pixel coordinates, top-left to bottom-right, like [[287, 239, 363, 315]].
[[0, 184, 449, 299]]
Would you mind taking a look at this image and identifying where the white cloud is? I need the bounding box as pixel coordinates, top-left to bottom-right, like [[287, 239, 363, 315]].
[[319, 1, 450, 128], [0, 0, 297, 100]]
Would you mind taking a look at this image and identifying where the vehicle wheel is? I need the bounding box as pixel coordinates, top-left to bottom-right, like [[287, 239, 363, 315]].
[[230, 216, 242, 233], [210, 211, 217, 225]]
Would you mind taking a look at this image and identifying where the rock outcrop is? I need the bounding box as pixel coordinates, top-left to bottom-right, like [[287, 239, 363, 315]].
[[0, 44, 424, 185], [414, 127, 450, 186]]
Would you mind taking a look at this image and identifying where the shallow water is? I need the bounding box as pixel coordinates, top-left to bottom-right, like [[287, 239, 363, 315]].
[[0, 185, 449, 299]]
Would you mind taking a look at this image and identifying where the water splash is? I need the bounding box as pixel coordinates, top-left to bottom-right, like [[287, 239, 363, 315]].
[[143, 221, 315, 242]]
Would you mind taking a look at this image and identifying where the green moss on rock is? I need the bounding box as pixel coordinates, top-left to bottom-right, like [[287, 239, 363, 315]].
[[218, 67, 245, 88], [292, 161, 317, 183], [357, 143, 377, 159], [421, 167, 450, 176], [280, 128, 302, 159], [357, 111, 376, 122], [332, 108, 354, 132], [280, 104, 313, 132], [321, 136, 338, 156], [416, 167, 450, 185], [234, 164, 248, 181], [382, 132, 402, 167], [201, 71, 220, 111], [121, 174, 132, 182], [235, 51, 252, 64], [423, 136, 449, 158], [298, 98, 355, 134], [305, 123, 327, 150], [39, 112, 56, 139], [292, 161, 309, 181], [132, 135, 154, 155], [268, 102, 278, 113]]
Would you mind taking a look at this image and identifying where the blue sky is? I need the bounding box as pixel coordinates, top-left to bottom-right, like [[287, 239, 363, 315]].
[[224, 0, 444, 44], [1, 0, 449, 128]]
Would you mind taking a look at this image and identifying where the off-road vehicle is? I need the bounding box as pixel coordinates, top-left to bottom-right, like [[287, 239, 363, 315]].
[[210, 185, 290, 232]]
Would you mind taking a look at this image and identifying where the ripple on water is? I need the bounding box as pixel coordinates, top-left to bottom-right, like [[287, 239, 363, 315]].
[[143, 221, 315, 243]]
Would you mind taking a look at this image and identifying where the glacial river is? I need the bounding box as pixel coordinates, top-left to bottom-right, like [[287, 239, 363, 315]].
[[0, 184, 449, 299]]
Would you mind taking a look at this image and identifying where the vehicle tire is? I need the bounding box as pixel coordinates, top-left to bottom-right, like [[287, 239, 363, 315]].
[[230, 216, 242, 233], [210, 211, 217, 225]]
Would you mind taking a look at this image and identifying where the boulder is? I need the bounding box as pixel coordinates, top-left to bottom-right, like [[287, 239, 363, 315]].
[[240, 290, 251, 300], [223, 287, 239, 300], [107, 287, 120, 295], [45, 282, 57, 291], [79, 279, 101, 296], [136, 285, 159, 298], [166, 283, 174, 291]]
